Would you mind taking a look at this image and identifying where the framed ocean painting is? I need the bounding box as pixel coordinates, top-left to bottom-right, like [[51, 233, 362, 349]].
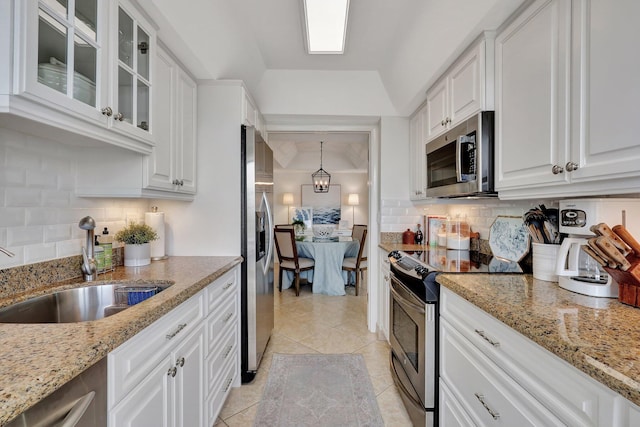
[[301, 184, 341, 225]]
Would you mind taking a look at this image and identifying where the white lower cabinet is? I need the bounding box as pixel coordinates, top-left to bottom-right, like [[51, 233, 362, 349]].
[[108, 266, 240, 427], [439, 287, 640, 426]]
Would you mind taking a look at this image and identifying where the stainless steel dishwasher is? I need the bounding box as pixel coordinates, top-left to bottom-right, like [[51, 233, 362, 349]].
[[5, 357, 107, 427]]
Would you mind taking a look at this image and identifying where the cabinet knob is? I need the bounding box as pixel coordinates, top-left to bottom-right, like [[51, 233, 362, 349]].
[[167, 367, 177, 377], [446, 117, 451, 124], [565, 161, 579, 172], [101, 107, 113, 117], [114, 112, 125, 122], [172, 179, 180, 185], [441, 119, 446, 126], [551, 165, 564, 175], [179, 179, 184, 186], [176, 357, 185, 368]]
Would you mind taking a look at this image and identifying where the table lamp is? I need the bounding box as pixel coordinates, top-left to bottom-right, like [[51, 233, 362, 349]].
[[348, 193, 359, 227], [283, 193, 294, 220]]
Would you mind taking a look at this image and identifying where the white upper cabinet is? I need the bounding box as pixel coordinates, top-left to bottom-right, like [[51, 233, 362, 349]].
[[495, 0, 571, 191], [496, 0, 640, 199], [425, 33, 495, 141], [0, 0, 155, 153], [409, 107, 427, 200], [144, 43, 197, 196]]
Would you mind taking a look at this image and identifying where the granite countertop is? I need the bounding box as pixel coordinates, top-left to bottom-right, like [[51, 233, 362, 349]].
[[0, 256, 242, 425], [437, 273, 640, 407]]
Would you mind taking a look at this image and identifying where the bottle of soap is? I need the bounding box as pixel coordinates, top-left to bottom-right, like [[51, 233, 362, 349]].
[[94, 235, 105, 272], [100, 227, 113, 271]]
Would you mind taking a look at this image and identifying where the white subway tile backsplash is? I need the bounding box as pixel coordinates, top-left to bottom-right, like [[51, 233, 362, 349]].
[[0, 208, 26, 227], [44, 224, 72, 243], [8, 226, 43, 246], [5, 188, 41, 207], [24, 243, 57, 264], [41, 190, 71, 207], [0, 130, 149, 268]]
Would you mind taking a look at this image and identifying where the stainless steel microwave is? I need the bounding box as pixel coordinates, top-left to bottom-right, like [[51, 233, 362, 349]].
[[425, 111, 496, 198]]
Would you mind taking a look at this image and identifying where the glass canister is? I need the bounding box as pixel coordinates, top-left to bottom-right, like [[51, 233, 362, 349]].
[[447, 216, 471, 250]]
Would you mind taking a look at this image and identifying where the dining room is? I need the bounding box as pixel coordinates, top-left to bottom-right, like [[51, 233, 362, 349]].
[[271, 131, 370, 297]]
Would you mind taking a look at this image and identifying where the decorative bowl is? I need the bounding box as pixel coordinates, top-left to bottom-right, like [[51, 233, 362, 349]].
[[312, 224, 336, 239]]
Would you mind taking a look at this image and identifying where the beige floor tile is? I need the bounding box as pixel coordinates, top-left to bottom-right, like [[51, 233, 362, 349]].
[[218, 274, 412, 426], [377, 384, 415, 427]]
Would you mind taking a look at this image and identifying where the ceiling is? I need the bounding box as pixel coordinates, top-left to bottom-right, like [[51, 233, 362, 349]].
[[148, 0, 526, 171]]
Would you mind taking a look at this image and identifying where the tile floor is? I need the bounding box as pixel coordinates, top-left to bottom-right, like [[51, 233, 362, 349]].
[[214, 277, 413, 426]]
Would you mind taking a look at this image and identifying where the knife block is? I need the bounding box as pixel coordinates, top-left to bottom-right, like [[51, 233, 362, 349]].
[[604, 256, 640, 307]]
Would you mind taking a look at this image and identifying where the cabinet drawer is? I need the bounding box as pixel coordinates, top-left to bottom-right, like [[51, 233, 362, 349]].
[[441, 319, 563, 426], [205, 327, 238, 397], [205, 355, 236, 427], [206, 269, 238, 314], [206, 292, 238, 354], [108, 291, 205, 407], [441, 288, 614, 425]]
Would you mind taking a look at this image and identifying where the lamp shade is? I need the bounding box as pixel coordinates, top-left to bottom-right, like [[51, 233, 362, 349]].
[[348, 193, 359, 206], [283, 193, 294, 205]]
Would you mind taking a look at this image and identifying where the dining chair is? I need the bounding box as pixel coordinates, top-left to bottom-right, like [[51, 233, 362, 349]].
[[343, 226, 368, 296], [274, 228, 314, 296], [274, 224, 294, 229]]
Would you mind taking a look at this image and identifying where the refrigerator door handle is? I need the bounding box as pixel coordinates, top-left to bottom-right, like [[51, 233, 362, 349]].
[[262, 191, 274, 274]]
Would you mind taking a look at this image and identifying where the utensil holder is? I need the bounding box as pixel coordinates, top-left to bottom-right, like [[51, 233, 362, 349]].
[[603, 255, 640, 307]]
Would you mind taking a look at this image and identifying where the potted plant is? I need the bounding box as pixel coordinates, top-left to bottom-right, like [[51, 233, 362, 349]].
[[291, 219, 306, 235], [114, 222, 158, 266]]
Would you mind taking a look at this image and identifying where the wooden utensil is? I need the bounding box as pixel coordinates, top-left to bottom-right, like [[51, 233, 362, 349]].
[[594, 236, 631, 271], [591, 223, 631, 256], [612, 225, 640, 256], [587, 237, 619, 268]]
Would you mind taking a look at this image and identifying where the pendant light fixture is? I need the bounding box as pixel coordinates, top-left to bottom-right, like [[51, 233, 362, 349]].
[[312, 141, 331, 193]]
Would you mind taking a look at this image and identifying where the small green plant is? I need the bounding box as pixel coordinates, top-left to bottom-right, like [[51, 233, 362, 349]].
[[291, 219, 305, 227], [114, 222, 158, 245]]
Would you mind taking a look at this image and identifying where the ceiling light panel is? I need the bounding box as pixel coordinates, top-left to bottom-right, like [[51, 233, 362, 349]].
[[303, 0, 349, 54]]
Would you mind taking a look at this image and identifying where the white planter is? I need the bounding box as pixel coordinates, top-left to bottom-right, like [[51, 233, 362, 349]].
[[124, 243, 151, 267]]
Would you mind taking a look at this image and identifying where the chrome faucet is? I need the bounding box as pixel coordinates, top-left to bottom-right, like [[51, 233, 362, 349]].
[[0, 247, 14, 257], [78, 216, 97, 281]]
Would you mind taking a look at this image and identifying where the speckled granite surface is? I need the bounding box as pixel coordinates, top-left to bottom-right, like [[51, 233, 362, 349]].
[[437, 273, 640, 407], [0, 256, 242, 425]]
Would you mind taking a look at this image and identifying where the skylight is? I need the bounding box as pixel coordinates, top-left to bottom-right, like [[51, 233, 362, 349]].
[[303, 0, 350, 54]]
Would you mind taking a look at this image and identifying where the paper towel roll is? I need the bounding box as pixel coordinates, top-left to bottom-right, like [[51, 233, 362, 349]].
[[145, 211, 166, 259]]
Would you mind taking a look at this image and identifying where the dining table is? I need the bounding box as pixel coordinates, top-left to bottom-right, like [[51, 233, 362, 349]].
[[280, 236, 360, 296]]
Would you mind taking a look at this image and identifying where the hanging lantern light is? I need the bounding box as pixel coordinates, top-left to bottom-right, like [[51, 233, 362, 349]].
[[312, 141, 331, 193]]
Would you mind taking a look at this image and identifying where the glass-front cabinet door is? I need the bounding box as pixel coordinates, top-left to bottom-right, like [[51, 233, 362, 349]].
[[112, 3, 153, 138], [25, 0, 108, 122]]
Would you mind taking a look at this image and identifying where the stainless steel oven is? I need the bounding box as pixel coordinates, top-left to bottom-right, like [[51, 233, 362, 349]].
[[389, 252, 438, 427]]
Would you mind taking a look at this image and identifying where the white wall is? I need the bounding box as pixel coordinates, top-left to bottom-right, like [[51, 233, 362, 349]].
[[0, 127, 149, 269], [380, 117, 410, 200], [273, 171, 369, 228], [256, 70, 397, 117]]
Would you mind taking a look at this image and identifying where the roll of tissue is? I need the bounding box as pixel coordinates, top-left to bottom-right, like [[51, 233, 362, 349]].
[[145, 211, 165, 259]]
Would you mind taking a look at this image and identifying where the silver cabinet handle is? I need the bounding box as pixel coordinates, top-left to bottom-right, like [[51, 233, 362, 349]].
[[166, 323, 187, 340], [551, 165, 564, 175], [566, 161, 579, 172], [223, 344, 233, 359], [475, 393, 500, 420], [474, 329, 500, 347], [222, 376, 233, 392], [101, 107, 113, 116], [446, 117, 451, 124], [176, 357, 185, 368], [179, 179, 184, 186], [223, 312, 233, 323], [114, 112, 124, 121], [167, 366, 177, 377], [441, 119, 446, 126], [223, 282, 234, 290]]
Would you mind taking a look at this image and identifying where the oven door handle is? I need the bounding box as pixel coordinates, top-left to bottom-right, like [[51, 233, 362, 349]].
[[390, 282, 425, 315]]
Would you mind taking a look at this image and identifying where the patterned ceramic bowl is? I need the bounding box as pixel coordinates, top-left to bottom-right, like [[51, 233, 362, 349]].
[[312, 224, 336, 239]]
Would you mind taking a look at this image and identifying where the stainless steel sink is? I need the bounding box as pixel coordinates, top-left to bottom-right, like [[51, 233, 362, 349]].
[[0, 282, 173, 323]]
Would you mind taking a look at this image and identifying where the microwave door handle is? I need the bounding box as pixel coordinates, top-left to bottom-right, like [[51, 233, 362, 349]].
[[456, 136, 463, 182]]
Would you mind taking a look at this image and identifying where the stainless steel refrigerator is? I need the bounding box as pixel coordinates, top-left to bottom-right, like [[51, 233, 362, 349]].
[[240, 125, 274, 383]]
